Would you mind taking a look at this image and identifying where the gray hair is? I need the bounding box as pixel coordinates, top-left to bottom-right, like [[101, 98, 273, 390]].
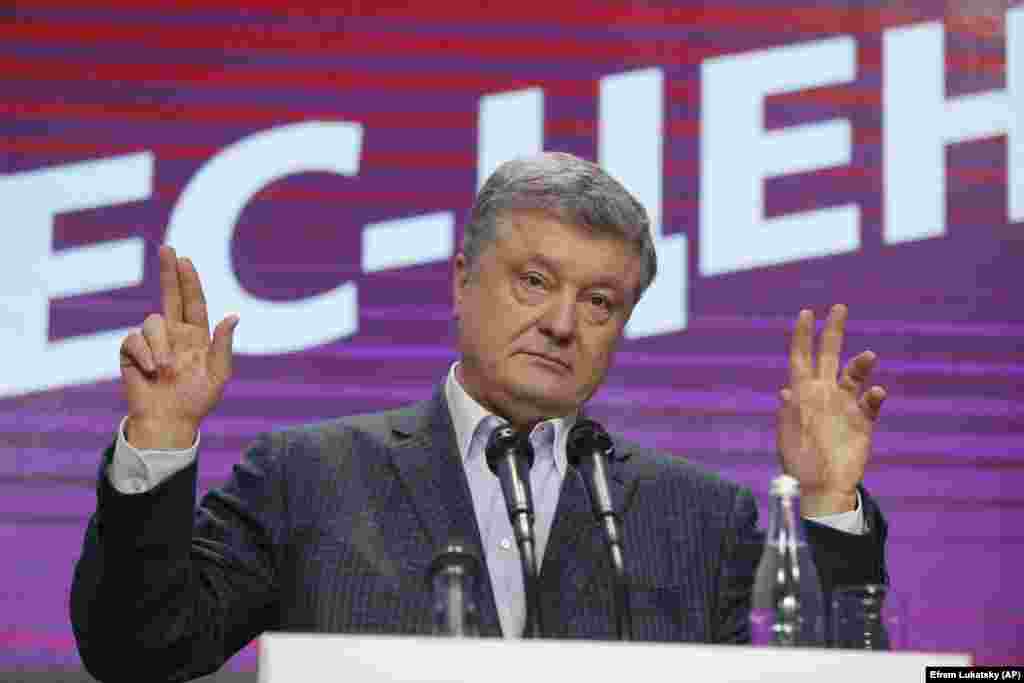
[[463, 152, 657, 302]]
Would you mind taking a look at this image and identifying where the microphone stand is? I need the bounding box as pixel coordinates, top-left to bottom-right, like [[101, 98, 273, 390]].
[[485, 425, 544, 638], [568, 419, 633, 641], [607, 537, 632, 642], [517, 521, 543, 639]]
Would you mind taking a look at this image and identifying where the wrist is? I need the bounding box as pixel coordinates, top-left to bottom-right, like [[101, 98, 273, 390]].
[[125, 415, 199, 450], [801, 489, 858, 517]]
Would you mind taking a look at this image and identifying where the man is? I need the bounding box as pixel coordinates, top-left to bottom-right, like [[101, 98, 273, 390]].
[[71, 153, 888, 682]]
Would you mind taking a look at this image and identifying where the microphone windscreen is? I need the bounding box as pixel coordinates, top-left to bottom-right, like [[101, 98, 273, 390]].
[[484, 424, 520, 476], [428, 538, 481, 583], [567, 418, 615, 466], [484, 424, 536, 474]]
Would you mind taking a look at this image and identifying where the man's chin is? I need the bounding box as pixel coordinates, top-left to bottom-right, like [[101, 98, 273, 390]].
[[506, 383, 579, 419]]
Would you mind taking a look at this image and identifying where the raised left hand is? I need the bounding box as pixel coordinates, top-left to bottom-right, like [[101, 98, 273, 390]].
[[777, 304, 887, 517]]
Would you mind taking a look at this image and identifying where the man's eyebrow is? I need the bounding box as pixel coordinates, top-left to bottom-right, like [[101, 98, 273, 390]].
[[523, 253, 562, 274]]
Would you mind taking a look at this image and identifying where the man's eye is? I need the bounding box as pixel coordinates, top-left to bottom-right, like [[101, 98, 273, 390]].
[[522, 273, 546, 289], [590, 294, 611, 310]]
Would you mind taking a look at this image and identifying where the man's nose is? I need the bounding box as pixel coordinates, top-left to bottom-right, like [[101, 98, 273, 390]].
[[538, 293, 576, 343]]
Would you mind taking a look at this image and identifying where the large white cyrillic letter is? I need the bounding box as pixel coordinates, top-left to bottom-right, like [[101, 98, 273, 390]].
[[701, 37, 859, 276], [0, 153, 152, 398], [477, 88, 544, 189], [884, 9, 1022, 244], [599, 68, 687, 338], [362, 212, 454, 273], [166, 121, 362, 355]]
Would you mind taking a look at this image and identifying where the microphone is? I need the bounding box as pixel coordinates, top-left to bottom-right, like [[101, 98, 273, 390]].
[[567, 418, 633, 640], [485, 425, 536, 546], [427, 540, 481, 636], [484, 424, 544, 637]]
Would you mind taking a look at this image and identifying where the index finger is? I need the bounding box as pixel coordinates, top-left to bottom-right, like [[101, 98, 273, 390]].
[[159, 245, 184, 322], [789, 308, 815, 385], [817, 303, 847, 380], [178, 257, 210, 332]]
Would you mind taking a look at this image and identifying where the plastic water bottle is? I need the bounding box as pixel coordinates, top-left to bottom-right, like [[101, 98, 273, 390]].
[[749, 474, 825, 646]]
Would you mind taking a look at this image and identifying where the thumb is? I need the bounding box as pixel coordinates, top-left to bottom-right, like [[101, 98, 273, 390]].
[[776, 386, 800, 437], [209, 313, 240, 382], [777, 387, 797, 417]]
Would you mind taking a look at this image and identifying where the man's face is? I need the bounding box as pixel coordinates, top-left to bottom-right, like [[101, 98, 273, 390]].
[[453, 209, 643, 427]]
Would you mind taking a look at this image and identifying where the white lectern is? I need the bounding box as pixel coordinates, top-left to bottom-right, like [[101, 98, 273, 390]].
[[259, 634, 970, 683]]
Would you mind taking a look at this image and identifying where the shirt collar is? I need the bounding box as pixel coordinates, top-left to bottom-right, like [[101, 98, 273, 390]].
[[444, 362, 573, 476]]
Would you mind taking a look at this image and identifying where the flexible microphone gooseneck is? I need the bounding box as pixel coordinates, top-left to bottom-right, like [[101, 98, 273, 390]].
[[484, 424, 544, 637], [567, 418, 633, 641]]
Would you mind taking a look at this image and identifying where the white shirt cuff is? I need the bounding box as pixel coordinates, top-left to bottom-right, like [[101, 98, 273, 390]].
[[806, 489, 866, 535], [106, 416, 200, 494]]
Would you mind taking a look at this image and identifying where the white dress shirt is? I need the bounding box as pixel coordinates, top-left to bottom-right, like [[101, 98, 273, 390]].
[[444, 363, 571, 635]]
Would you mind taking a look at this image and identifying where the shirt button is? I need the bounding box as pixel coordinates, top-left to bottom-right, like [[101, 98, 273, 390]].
[[499, 538, 512, 551]]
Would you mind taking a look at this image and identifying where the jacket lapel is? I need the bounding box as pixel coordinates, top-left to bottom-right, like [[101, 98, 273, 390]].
[[385, 386, 502, 636], [538, 435, 640, 636]]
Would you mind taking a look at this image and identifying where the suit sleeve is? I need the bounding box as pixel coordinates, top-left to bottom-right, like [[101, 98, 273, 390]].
[[804, 485, 889, 600], [713, 484, 889, 644], [70, 433, 289, 683]]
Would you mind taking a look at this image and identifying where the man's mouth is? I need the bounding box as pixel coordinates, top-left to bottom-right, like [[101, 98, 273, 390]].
[[523, 352, 571, 371]]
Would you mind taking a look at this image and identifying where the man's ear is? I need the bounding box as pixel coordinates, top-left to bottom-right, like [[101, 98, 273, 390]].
[[452, 252, 469, 314]]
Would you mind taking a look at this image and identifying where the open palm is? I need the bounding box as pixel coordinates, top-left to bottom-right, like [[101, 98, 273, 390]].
[[119, 246, 239, 449], [777, 305, 886, 516]]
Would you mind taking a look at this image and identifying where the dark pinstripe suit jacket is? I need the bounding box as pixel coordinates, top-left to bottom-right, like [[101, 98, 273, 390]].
[[71, 384, 887, 683]]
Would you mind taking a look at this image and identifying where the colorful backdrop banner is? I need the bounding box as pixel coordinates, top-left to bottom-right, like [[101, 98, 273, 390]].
[[1, 0, 1021, 670]]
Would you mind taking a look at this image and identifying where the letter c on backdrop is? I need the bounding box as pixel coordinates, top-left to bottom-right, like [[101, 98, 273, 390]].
[[165, 121, 363, 355]]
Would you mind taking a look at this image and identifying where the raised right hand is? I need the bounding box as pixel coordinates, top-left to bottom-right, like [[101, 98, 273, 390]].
[[119, 245, 239, 449]]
